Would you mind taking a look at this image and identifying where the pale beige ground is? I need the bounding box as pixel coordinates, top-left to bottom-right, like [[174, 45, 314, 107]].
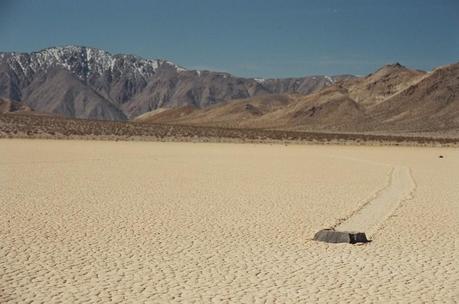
[[0, 139, 458, 303]]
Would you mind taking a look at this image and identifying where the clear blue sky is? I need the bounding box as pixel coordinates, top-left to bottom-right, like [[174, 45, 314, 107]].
[[1, 0, 458, 78]]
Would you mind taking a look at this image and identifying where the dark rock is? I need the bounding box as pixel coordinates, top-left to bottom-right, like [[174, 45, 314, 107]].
[[313, 229, 369, 244], [439, 155, 444, 158]]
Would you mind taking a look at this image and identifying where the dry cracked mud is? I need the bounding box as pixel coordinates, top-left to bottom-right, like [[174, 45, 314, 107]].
[[1, 140, 458, 303]]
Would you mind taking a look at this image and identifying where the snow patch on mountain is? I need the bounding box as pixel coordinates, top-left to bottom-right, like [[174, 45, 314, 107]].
[[325, 76, 334, 83]]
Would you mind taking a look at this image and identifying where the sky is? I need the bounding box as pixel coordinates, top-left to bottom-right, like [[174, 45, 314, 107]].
[[0, 0, 458, 78]]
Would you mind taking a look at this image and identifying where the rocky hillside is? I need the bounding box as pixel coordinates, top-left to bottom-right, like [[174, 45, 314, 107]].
[[0, 46, 348, 120]]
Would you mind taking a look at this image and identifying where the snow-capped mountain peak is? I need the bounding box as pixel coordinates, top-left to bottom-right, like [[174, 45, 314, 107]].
[[0, 45, 186, 81]]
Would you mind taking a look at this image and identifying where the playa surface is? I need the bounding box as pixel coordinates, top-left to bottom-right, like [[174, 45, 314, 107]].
[[1, 139, 458, 303]]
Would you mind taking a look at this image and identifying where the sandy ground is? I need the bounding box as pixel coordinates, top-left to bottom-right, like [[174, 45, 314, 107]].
[[0, 139, 458, 303]]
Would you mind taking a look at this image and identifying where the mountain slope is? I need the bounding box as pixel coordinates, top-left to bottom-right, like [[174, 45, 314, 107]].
[[123, 70, 270, 118], [22, 68, 127, 120]]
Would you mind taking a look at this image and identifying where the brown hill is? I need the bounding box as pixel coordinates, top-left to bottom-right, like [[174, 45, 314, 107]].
[[138, 88, 368, 132], [340, 63, 426, 107], [135, 94, 294, 127], [269, 87, 367, 131]]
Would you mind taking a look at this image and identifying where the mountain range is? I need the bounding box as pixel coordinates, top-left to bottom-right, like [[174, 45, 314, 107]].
[[1, 45, 458, 134], [0, 45, 349, 120]]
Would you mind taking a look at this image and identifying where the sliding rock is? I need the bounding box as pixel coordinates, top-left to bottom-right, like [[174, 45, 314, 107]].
[[313, 229, 369, 244]]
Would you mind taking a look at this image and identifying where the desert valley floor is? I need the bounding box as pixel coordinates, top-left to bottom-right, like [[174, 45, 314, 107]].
[[1, 139, 458, 303]]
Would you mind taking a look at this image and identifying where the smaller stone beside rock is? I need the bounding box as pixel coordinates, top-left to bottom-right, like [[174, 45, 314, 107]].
[[313, 229, 369, 244]]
